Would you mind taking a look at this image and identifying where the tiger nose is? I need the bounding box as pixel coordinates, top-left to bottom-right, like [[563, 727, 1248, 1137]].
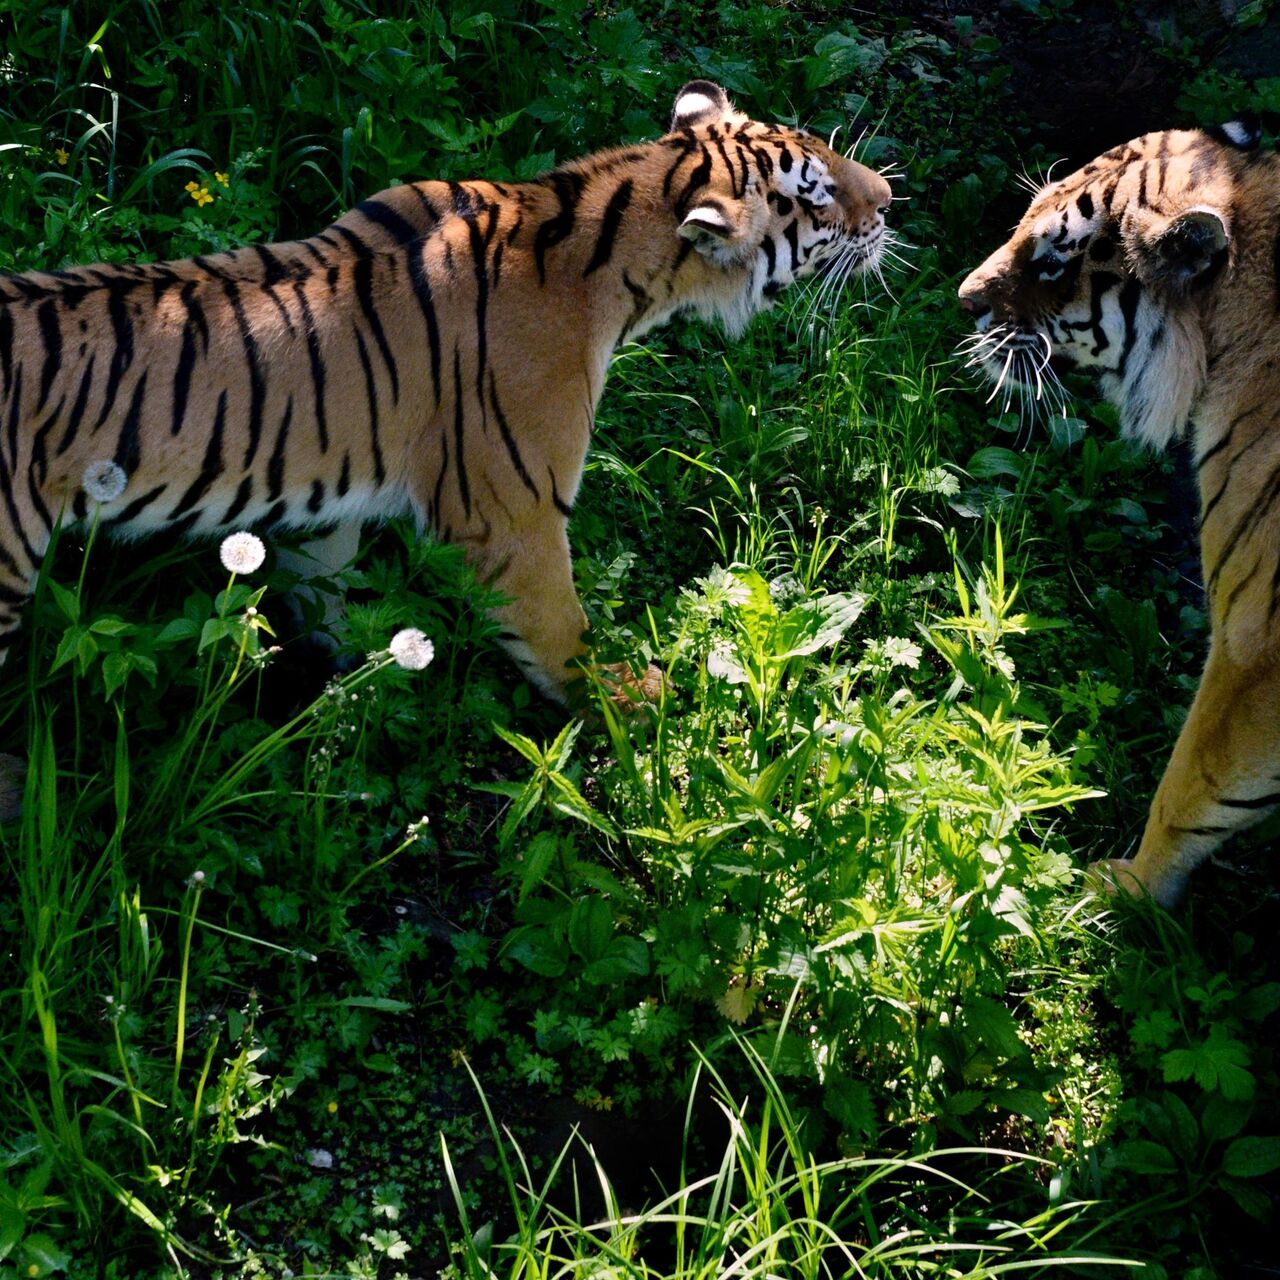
[[957, 269, 992, 318]]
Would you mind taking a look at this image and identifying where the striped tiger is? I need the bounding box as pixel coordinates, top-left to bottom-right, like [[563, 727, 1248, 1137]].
[[957, 120, 1278, 906], [0, 80, 890, 714]]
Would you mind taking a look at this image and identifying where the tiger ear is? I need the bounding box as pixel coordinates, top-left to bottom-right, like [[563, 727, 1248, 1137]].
[[670, 80, 734, 131], [1126, 206, 1230, 293], [678, 201, 745, 258]]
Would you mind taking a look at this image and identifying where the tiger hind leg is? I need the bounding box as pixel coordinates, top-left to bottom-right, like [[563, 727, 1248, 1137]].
[[1091, 645, 1280, 906]]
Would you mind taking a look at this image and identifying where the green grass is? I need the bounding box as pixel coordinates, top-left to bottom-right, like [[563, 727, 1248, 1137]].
[[1, 4, 1277, 1279]]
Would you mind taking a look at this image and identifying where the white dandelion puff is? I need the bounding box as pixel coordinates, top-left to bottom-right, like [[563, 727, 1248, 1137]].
[[82, 460, 127, 503], [389, 628, 434, 671], [219, 531, 266, 575]]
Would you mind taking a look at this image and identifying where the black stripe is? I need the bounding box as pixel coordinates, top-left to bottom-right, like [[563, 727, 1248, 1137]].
[[253, 244, 288, 285], [35, 299, 61, 412], [534, 171, 585, 284], [170, 388, 227, 518], [352, 256, 399, 404], [1219, 790, 1280, 810], [330, 224, 372, 256], [783, 220, 800, 271], [0, 436, 40, 569], [112, 371, 147, 475], [267, 395, 293, 501], [224, 281, 267, 468], [222, 474, 254, 525], [489, 372, 539, 501], [462, 203, 491, 423], [259, 500, 287, 527], [674, 146, 713, 217], [293, 282, 329, 452], [452, 347, 470, 518], [355, 197, 420, 244], [103, 482, 167, 527], [431, 421, 448, 528], [583, 179, 634, 278], [171, 281, 206, 437], [94, 282, 136, 431], [548, 466, 572, 518], [1208, 457, 1280, 597], [353, 327, 386, 486], [307, 479, 325, 514], [56, 354, 95, 457], [337, 453, 350, 497], [407, 244, 442, 408]]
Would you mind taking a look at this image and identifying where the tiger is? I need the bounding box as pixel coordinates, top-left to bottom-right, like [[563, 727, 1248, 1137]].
[[957, 119, 1279, 907], [0, 80, 891, 721]]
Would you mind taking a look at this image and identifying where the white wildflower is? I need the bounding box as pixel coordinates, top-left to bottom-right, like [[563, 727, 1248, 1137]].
[[82, 460, 127, 503], [389, 628, 434, 671], [918, 466, 961, 497], [882, 637, 923, 669], [219, 531, 266, 575], [768, 573, 805, 606], [706, 643, 747, 684], [407, 816, 430, 840]]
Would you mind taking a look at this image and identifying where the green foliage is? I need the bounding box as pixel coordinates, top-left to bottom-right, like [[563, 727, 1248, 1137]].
[[0, 3, 1276, 1278]]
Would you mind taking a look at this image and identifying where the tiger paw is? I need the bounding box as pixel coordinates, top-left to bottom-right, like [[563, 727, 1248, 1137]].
[[1085, 857, 1149, 900], [0, 752, 26, 822], [598, 661, 664, 710]]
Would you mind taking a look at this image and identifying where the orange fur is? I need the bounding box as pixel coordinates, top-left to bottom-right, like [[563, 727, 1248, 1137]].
[[0, 81, 890, 704], [959, 123, 1280, 904]]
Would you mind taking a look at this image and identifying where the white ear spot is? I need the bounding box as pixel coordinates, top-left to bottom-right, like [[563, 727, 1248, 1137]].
[[674, 92, 716, 123], [670, 80, 732, 130], [1219, 119, 1258, 148]]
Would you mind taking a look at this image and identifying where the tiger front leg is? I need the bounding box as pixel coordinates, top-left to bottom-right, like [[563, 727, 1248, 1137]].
[[1091, 646, 1280, 906], [479, 515, 659, 708]]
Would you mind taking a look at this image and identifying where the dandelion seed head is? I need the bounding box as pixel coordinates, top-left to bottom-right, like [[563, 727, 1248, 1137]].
[[219, 531, 266, 575], [83, 460, 128, 503], [389, 628, 434, 671]]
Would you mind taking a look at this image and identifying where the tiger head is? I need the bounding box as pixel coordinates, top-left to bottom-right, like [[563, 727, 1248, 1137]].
[[657, 80, 893, 335], [957, 122, 1261, 449]]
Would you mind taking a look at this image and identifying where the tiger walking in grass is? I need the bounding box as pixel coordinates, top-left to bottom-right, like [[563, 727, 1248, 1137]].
[[0, 81, 892, 810]]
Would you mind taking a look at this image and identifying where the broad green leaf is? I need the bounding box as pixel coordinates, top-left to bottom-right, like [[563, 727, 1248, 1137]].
[[1221, 1135, 1280, 1179], [568, 897, 612, 964], [1109, 1139, 1176, 1175]]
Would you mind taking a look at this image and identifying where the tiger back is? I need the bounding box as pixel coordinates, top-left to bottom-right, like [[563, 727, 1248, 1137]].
[[0, 80, 891, 708], [957, 121, 1280, 905]]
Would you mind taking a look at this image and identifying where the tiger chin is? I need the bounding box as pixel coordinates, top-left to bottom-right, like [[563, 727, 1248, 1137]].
[[958, 119, 1280, 908], [0, 82, 891, 813]]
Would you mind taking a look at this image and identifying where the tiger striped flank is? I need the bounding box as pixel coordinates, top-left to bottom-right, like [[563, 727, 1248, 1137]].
[[0, 82, 891, 715]]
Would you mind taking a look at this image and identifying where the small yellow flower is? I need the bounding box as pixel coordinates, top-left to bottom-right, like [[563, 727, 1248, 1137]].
[[214, 171, 230, 187], [187, 183, 214, 208], [184, 180, 200, 193], [326, 1099, 338, 1115], [54, 147, 69, 166]]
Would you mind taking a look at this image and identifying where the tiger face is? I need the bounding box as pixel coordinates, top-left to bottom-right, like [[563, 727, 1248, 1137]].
[[959, 121, 1280, 908], [658, 80, 892, 337], [958, 123, 1257, 449]]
